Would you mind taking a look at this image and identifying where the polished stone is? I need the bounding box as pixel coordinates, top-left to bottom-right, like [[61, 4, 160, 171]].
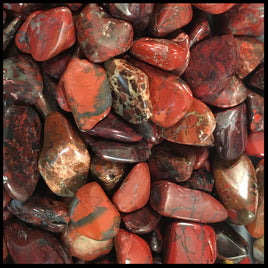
[[245, 131, 264, 157], [192, 3, 236, 14]]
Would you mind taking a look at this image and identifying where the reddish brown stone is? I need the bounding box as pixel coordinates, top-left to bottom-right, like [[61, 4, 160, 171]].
[[145, 222, 163, 253], [192, 3, 236, 14], [253, 235, 264, 264], [3, 3, 43, 19], [193, 146, 209, 170], [248, 62, 264, 91], [245, 131, 264, 158]]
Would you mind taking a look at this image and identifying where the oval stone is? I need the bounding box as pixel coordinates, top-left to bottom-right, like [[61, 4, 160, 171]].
[[192, 3, 236, 14], [245, 131, 264, 158], [212, 153, 258, 225]]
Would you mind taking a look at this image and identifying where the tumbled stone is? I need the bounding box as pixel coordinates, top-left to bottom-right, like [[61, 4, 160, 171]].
[[192, 3, 236, 14], [212, 153, 258, 225], [3, 105, 41, 201], [38, 111, 90, 197], [3, 3, 43, 19], [75, 3, 133, 63], [162, 97, 216, 146], [69, 182, 120, 241], [4, 219, 72, 264], [104, 58, 152, 124], [58, 57, 112, 131], [150, 180, 228, 223], [193, 146, 209, 170], [163, 221, 217, 264], [253, 235, 264, 264], [149, 3, 193, 37], [114, 228, 153, 264], [245, 131, 264, 157], [248, 62, 264, 91], [112, 162, 151, 213], [145, 222, 163, 253]]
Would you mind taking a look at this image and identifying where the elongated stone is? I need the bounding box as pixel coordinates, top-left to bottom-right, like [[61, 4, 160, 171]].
[[104, 58, 152, 124], [212, 153, 258, 225], [163, 221, 217, 264], [3, 105, 41, 201], [192, 3, 236, 14], [38, 111, 90, 197], [150, 180, 228, 223], [69, 182, 121, 241]]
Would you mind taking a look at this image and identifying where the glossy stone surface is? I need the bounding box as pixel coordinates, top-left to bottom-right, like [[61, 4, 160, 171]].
[[235, 36, 264, 79], [192, 3, 236, 14], [163, 221, 217, 264], [212, 153, 258, 225], [112, 162, 151, 213], [76, 3, 133, 63], [246, 91, 264, 132], [253, 235, 264, 264], [62, 223, 113, 261], [38, 112, 90, 197], [130, 37, 189, 72], [104, 58, 152, 124], [129, 57, 193, 128], [183, 35, 238, 106], [4, 219, 72, 264], [245, 131, 264, 157], [162, 97, 216, 146], [114, 228, 153, 264], [193, 146, 209, 170], [69, 182, 120, 241], [249, 62, 264, 91], [8, 192, 70, 233], [245, 159, 264, 238], [3, 3, 43, 19], [3, 105, 41, 201], [145, 222, 163, 253], [149, 3, 193, 37], [58, 57, 112, 131], [121, 205, 161, 234], [215, 3, 264, 37], [214, 102, 248, 160], [26, 7, 76, 61], [108, 3, 154, 35], [90, 155, 127, 192], [90, 139, 151, 163], [150, 180, 228, 223]]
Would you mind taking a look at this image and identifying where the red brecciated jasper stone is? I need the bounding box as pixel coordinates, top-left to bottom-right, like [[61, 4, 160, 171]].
[[108, 3, 154, 35], [121, 204, 161, 234], [163, 221, 217, 264], [245, 159, 264, 238], [56, 81, 71, 112], [192, 3, 236, 14], [27, 7, 76, 61], [245, 131, 264, 158], [4, 219, 72, 264], [212, 153, 258, 225], [114, 228, 153, 264], [64, 3, 82, 11], [3, 105, 41, 201], [162, 98, 216, 146], [215, 3, 264, 37], [150, 180, 228, 223], [3, 3, 43, 19], [112, 162, 151, 213], [75, 3, 133, 63], [69, 182, 121, 241], [38, 112, 90, 197], [58, 58, 112, 131], [62, 223, 113, 261], [130, 37, 189, 72], [246, 91, 264, 132], [193, 146, 209, 170], [214, 102, 248, 160], [149, 3, 193, 37], [129, 57, 193, 128], [87, 112, 143, 142], [145, 222, 163, 253], [249, 62, 264, 91], [235, 36, 264, 79]]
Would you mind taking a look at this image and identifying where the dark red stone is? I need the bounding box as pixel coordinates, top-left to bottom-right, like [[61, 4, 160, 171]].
[[214, 102, 248, 160], [248, 62, 264, 91], [193, 146, 209, 170], [76, 3, 133, 63], [192, 3, 236, 14], [3, 3, 43, 19], [3, 105, 41, 201], [4, 219, 72, 264], [245, 131, 264, 158], [163, 221, 217, 264], [145, 222, 163, 253]]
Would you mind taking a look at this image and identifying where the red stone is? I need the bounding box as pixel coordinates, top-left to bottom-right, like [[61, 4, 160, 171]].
[[150, 180, 228, 223], [145, 222, 163, 253], [149, 3, 193, 37], [3, 3, 43, 19], [245, 131, 264, 158], [27, 7, 76, 61], [112, 162, 151, 213], [114, 228, 153, 264], [58, 57, 112, 131], [192, 3, 236, 14], [69, 182, 121, 241], [130, 37, 189, 72], [163, 221, 217, 264], [212, 153, 258, 225], [162, 97, 216, 146], [129, 57, 193, 128], [193, 146, 209, 170], [76, 3, 133, 63], [56, 81, 71, 112], [249, 62, 264, 91]]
